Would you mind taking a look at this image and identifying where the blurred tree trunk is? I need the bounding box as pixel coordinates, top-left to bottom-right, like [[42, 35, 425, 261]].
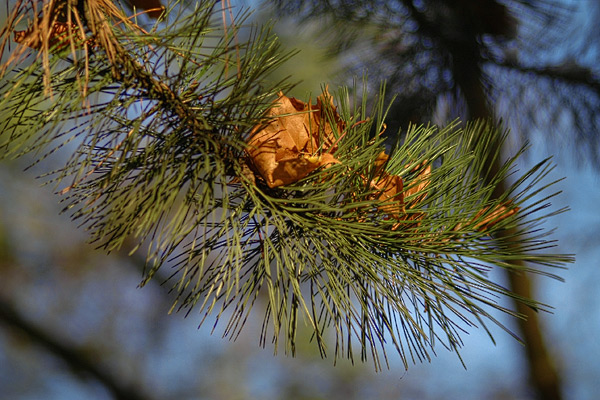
[[424, 2, 563, 399]]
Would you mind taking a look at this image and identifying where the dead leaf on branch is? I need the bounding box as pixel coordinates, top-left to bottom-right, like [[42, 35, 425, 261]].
[[404, 162, 431, 207], [247, 89, 343, 188], [246, 90, 518, 236], [3, 0, 146, 94], [367, 152, 431, 225], [456, 202, 520, 233], [14, 21, 94, 51], [366, 152, 517, 234], [368, 151, 406, 219]]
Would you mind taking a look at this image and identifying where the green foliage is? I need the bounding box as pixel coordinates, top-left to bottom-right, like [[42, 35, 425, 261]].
[[0, 0, 572, 370]]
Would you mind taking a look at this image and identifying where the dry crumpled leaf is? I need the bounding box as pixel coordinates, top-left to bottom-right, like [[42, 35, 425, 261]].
[[369, 152, 405, 218], [368, 152, 517, 232], [247, 90, 518, 233], [247, 89, 343, 188], [14, 21, 91, 51], [404, 162, 431, 206], [465, 202, 519, 232], [368, 152, 431, 224]]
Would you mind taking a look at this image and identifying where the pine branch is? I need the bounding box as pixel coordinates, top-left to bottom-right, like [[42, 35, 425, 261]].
[[0, 0, 573, 370]]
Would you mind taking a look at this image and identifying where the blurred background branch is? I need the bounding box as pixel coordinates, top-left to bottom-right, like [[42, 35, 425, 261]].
[[0, 295, 152, 400]]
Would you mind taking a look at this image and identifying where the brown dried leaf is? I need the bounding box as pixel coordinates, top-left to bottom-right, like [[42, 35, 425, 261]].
[[268, 153, 340, 188], [360, 149, 518, 236], [473, 203, 519, 231], [247, 89, 342, 188], [451, 202, 519, 233], [372, 151, 389, 176], [371, 172, 404, 217], [363, 154, 431, 222], [404, 162, 431, 206], [14, 21, 91, 51]]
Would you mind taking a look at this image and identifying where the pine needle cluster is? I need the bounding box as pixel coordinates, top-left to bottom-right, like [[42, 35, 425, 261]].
[[0, 0, 572, 369]]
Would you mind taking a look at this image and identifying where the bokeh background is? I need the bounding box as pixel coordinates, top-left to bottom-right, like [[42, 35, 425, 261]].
[[1, 0, 599, 399]]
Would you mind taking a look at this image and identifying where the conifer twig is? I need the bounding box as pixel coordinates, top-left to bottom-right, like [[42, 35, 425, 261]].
[[0, 0, 573, 370]]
